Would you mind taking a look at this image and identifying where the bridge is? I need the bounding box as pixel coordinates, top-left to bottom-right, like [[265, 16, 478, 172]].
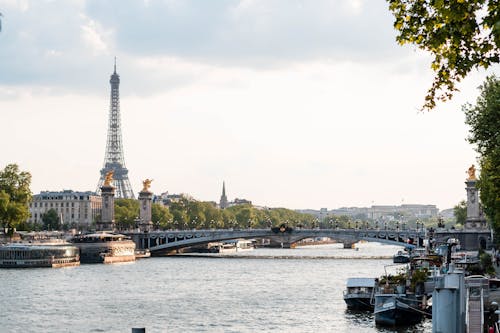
[[126, 228, 427, 256]]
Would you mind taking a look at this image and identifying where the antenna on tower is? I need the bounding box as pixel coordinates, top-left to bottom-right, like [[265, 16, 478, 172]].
[[114, 56, 117, 73]]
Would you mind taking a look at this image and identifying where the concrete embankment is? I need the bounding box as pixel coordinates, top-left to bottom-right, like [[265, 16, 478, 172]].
[[174, 254, 392, 259]]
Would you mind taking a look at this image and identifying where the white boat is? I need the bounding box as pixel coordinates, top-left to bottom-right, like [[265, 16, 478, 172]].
[[209, 239, 254, 253], [0, 241, 80, 268]]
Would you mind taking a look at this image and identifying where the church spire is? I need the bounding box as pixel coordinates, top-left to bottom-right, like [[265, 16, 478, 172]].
[[220, 181, 228, 209]]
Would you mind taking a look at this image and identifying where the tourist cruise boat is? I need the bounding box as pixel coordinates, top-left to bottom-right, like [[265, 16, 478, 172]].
[[209, 239, 254, 253], [70, 232, 136, 264], [343, 277, 376, 310], [0, 241, 80, 268]]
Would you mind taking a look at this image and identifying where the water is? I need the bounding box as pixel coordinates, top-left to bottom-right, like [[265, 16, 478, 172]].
[[0, 243, 431, 333]]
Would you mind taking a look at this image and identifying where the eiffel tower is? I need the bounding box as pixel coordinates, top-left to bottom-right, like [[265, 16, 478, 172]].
[[96, 59, 135, 199]]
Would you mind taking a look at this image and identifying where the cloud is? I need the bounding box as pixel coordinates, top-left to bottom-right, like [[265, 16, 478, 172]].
[[80, 16, 112, 55], [0, 0, 410, 93]]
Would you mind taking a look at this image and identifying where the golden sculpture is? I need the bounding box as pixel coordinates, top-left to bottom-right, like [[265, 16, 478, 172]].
[[467, 164, 477, 180], [103, 171, 114, 186], [142, 178, 153, 192]]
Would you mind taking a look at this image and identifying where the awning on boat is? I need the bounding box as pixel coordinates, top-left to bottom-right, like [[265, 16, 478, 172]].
[[346, 278, 376, 288]]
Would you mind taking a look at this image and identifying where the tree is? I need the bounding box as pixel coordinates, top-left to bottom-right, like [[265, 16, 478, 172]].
[[463, 75, 500, 237], [114, 199, 139, 230], [453, 200, 467, 226], [151, 203, 173, 229], [387, 0, 500, 110], [42, 209, 61, 231], [0, 164, 32, 233]]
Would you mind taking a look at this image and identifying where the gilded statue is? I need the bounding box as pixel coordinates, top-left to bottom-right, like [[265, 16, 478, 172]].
[[467, 164, 477, 180], [103, 171, 114, 186], [142, 178, 153, 192]]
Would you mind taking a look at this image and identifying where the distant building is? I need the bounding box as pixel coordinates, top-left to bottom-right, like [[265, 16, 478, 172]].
[[298, 204, 439, 221], [439, 208, 455, 220], [28, 190, 102, 227], [230, 198, 252, 206], [219, 181, 229, 209], [370, 204, 438, 220], [153, 192, 190, 206]]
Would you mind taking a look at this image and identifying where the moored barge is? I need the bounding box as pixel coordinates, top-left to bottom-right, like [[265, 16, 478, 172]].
[[71, 232, 136, 264], [0, 241, 80, 268]]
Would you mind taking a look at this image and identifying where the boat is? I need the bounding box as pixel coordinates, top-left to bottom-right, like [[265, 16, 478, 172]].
[[70, 232, 136, 264], [135, 249, 151, 259], [374, 263, 433, 326], [0, 241, 80, 268], [343, 277, 375, 310], [208, 239, 254, 253], [374, 291, 427, 326], [393, 250, 410, 263]]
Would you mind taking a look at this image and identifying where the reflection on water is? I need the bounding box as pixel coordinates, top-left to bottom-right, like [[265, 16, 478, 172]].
[[0, 242, 431, 333]]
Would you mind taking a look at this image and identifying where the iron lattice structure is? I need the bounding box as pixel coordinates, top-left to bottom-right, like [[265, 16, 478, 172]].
[[96, 62, 135, 199]]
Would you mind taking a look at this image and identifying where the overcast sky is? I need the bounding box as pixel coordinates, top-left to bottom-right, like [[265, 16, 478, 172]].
[[0, 0, 495, 210]]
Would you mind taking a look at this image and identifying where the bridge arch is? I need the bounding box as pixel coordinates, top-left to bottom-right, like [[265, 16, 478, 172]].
[[125, 228, 426, 255]]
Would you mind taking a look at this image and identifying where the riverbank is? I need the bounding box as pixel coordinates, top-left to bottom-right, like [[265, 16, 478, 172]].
[[175, 253, 393, 259]]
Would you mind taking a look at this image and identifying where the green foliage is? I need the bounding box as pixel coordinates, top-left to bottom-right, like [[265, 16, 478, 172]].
[[478, 155, 500, 233], [453, 200, 467, 225], [480, 252, 496, 276], [0, 164, 32, 232], [164, 198, 315, 230], [42, 208, 61, 231], [387, 0, 500, 110], [380, 272, 407, 285], [113, 197, 318, 230], [151, 203, 173, 229], [410, 268, 429, 291], [463, 76, 500, 239], [114, 199, 139, 229]]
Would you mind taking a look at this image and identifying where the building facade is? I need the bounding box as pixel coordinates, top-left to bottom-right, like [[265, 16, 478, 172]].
[[28, 190, 102, 227]]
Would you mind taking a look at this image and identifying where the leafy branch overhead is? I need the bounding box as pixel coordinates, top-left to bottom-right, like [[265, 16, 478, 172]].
[[388, 0, 500, 110]]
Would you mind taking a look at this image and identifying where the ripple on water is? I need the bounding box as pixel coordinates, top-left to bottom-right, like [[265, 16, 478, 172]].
[[0, 244, 431, 333]]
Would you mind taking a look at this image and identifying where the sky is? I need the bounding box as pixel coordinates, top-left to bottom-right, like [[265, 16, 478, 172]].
[[0, 0, 496, 211]]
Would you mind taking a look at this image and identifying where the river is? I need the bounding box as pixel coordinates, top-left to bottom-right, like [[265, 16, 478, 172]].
[[0, 243, 432, 333]]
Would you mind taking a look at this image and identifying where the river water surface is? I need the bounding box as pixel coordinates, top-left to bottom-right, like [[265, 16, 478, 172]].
[[0, 243, 432, 333]]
